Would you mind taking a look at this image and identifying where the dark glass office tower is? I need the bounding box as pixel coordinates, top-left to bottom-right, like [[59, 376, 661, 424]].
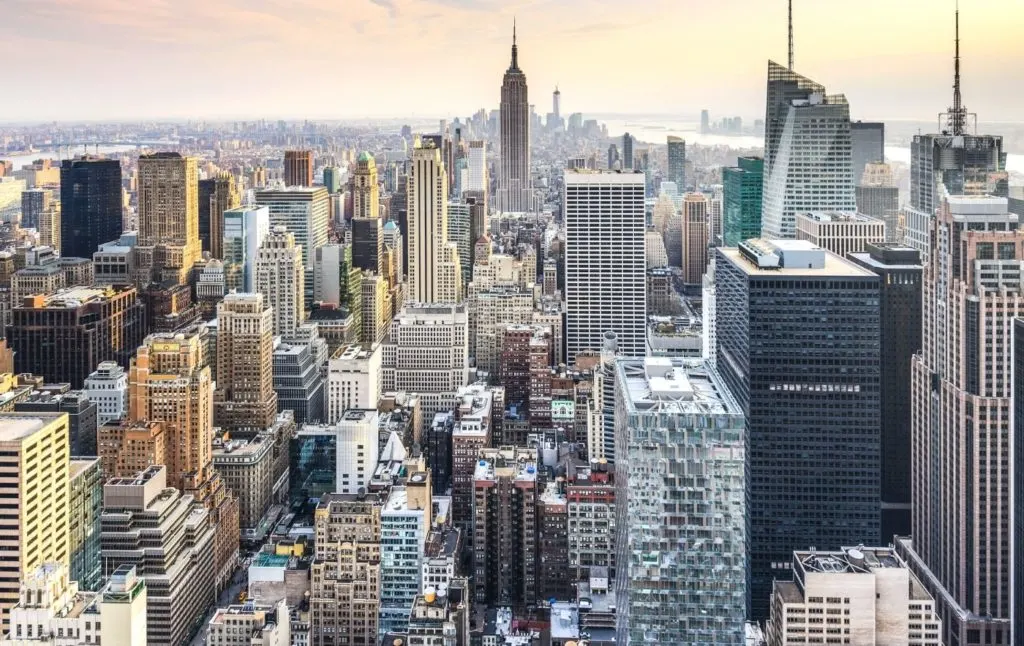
[[198, 175, 239, 259], [715, 240, 880, 619], [850, 121, 885, 184], [666, 136, 686, 190], [351, 216, 382, 274], [60, 157, 122, 259], [722, 156, 764, 247], [848, 243, 922, 540]]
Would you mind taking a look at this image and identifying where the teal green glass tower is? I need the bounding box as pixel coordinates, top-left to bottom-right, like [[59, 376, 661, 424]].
[[323, 166, 343, 194], [722, 156, 764, 246]]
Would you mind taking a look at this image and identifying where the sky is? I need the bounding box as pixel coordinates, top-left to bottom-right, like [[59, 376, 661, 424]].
[[4, 0, 1023, 123]]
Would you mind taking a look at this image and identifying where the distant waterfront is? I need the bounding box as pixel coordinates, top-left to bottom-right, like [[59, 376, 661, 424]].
[[2, 144, 141, 169]]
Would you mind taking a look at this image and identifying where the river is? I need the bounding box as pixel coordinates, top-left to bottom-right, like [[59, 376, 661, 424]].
[[2, 144, 142, 170]]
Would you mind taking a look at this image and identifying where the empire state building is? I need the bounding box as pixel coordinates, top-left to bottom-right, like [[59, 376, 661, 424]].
[[498, 23, 533, 213]]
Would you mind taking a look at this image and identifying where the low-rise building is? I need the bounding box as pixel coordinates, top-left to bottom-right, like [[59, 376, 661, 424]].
[[206, 599, 290, 646], [795, 211, 886, 258]]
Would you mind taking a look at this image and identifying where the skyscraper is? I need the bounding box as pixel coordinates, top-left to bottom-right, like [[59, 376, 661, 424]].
[[850, 121, 885, 186], [681, 193, 710, 287], [284, 149, 314, 187], [59, 157, 122, 260], [621, 132, 634, 171], [722, 156, 764, 246], [498, 23, 532, 213], [552, 85, 561, 119], [897, 195, 1018, 646], [466, 141, 487, 194], [20, 187, 50, 230], [855, 162, 900, 239], [197, 174, 240, 259], [614, 358, 747, 644], [407, 143, 461, 303], [761, 63, 856, 239], [351, 152, 383, 275], [255, 227, 305, 338], [352, 151, 379, 220], [254, 186, 330, 307], [222, 205, 270, 292], [715, 239, 880, 618], [214, 293, 278, 431], [666, 136, 686, 190], [134, 152, 201, 286], [563, 170, 646, 364]]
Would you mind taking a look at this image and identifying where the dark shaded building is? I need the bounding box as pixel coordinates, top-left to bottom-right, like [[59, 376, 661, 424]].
[[667, 136, 686, 191], [715, 239, 880, 619], [284, 150, 313, 187], [425, 412, 454, 496], [351, 216, 382, 274], [20, 188, 50, 230], [15, 388, 99, 457], [722, 156, 764, 246], [198, 175, 239, 259], [538, 483, 571, 601], [60, 157, 123, 259], [849, 243, 922, 540], [7, 285, 146, 389], [1014, 318, 1024, 643], [272, 327, 326, 425], [850, 121, 885, 185], [141, 281, 200, 334], [464, 190, 488, 268]]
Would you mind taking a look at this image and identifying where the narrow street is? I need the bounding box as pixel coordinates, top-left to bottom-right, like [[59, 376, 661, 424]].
[[187, 565, 249, 646]]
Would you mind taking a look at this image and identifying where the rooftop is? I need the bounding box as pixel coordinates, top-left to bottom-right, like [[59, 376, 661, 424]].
[[616, 357, 743, 417], [798, 211, 883, 224], [722, 240, 876, 277], [0, 415, 52, 442]]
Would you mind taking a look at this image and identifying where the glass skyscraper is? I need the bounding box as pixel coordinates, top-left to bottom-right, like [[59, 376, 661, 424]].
[[722, 156, 764, 247], [60, 157, 123, 259]]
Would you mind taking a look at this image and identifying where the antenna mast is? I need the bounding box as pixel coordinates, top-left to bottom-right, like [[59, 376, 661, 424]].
[[950, 3, 965, 135], [788, 0, 794, 70]]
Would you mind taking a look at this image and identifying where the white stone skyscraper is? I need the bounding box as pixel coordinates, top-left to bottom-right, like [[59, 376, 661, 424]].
[[407, 143, 462, 303], [254, 186, 330, 308], [255, 226, 305, 338], [498, 23, 532, 213], [466, 141, 487, 194], [760, 62, 856, 239], [563, 170, 646, 363]]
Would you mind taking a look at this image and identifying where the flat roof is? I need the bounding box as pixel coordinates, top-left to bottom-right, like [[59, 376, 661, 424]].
[[719, 246, 876, 278], [0, 416, 48, 442]]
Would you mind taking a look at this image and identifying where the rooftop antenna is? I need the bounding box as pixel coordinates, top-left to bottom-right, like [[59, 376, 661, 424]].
[[950, 1, 965, 135], [788, 0, 794, 70]]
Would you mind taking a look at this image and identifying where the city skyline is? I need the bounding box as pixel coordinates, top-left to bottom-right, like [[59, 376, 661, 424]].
[[4, 0, 1023, 122]]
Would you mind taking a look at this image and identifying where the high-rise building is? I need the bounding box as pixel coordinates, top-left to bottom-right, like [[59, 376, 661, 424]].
[[380, 477, 432, 635], [450, 384, 502, 532], [667, 136, 686, 191], [0, 412, 70, 629], [563, 170, 646, 363], [621, 132, 634, 171], [850, 121, 885, 186], [134, 152, 201, 286], [613, 357, 747, 644], [272, 324, 327, 425], [566, 462, 615, 582], [681, 193, 710, 286], [68, 458, 103, 592], [313, 243, 362, 316], [214, 293, 278, 431], [856, 162, 901, 240], [20, 187, 50, 230], [223, 205, 270, 292], [538, 482, 571, 601], [761, 62, 856, 239], [37, 199, 61, 251], [310, 494, 383, 646], [8, 286, 146, 389], [100, 466, 215, 646], [59, 157, 122, 260], [407, 144, 462, 303], [352, 152, 380, 220], [14, 388, 98, 460], [466, 141, 487, 194], [326, 343, 382, 424], [765, 547, 942, 646], [360, 273, 390, 345], [85, 361, 129, 425], [323, 166, 343, 194], [447, 200, 472, 290], [197, 175, 240, 259], [722, 156, 764, 247], [498, 24, 532, 213], [473, 446, 539, 606], [795, 211, 886, 258], [254, 186, 330, 307], [715, 239, 880, 618], [255, 227, 306, 338], [849, 243, 922, 538], [898, 195, 1018, 646], [284, 150, 314, 187]]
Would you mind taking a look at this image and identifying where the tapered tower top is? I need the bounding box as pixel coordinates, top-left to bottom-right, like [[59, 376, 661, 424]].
[[509, 19, 520, 72]]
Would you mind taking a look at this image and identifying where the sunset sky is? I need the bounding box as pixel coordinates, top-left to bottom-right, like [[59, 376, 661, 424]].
[[4, 0, 1022, 123]]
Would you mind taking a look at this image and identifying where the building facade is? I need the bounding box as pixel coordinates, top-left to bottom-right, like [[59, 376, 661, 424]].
[[256, 227, 306, 338], [59, 157, 122, 260], [214, 292, 278, 430], [497, 26, 532, 213], [723, 156, 764, 247], [794, 211, 886, 258]]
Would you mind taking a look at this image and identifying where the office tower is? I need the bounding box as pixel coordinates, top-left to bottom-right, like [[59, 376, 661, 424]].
[[408, 144, 462, 303], [382, 219, 404, 283], [447, 200, 472, 289], [613, 357, 746, 644], [273, 324, 327, 424], [715, 239, 880, 618], [284, 149, 314, 187], [222, 205, 270, 292], [795, 211, 885, 257], [897, 195, 1018, 645], [500, 324, 550, 413], [472, 446, 539, 606], [313, 243, 361, 311], [310, 494, 383, 646], [645, 230, 668, 268], [255, 227, 305, 338], [498, 24, 532, 213], [765, 547, 941, 646], [700, 109, 711, 134], [850, 121, 885, 185], [849, 243, 921, 538], [37, 199, 61, 250], [360, 273, 390, 345], [424, 412, 454, 497], [352, 152, 380, 219], [621, 132, 634, 170], [8, 286, 146, 389], [552, 85, 561, 119], [667, 136, 686, 190], [15, 389, 98, 458], [856, 162, 901, 240], [326, 343, 382, 424], [383, 303, 469, 423], [207, 599, 290, 646], [68, 458, 103, 591], [323, 166, 343, 194], [134, 152, 201, 286], [606, 144, 619, 170], [214, 293, 278, 431], [100, 466, 216, 646], [761, 62, 856, 239], [59, 157, 122, 260], [84, 361, 129, 425], [722, 156, 764, 247], [566, 462, 615, 581], [380, 477, 432, 635], [254, 186, 330, 307], [466, 141, 487, 193], [97, 419, 167, 480], [98, 565, 148, 646], [0, 413, 70, 629], [563, 170, 646, 364], [297, 410, 379, 496], [464, 190, 488, 269], [681, 192, 710, 286], [197, 174, 240, 259], [450, 384, 501, 532], [20, 187, 49, 229]]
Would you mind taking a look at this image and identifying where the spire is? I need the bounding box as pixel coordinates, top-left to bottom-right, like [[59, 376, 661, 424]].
[[788, 0, 794, 70], [510, 18, 519, 71], [949, 1, 966, 135]]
